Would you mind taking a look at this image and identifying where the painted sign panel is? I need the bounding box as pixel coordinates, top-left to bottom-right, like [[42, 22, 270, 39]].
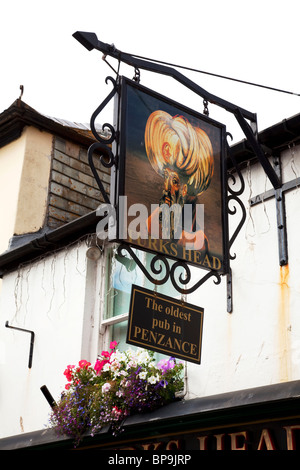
[[117, 77, 228, 274], [127, 284, 204, 364]]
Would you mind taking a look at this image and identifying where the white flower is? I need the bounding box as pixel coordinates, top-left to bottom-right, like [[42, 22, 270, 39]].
[[125, 349, 135, 360], [114, 350, 126, 362], [102, 363, 110, 372], [126, 360, 137, 369], [102, 382, 111, 393], [138, 371, 147, 380], [110, 362, 120, 372], [136, 350, 151, 365], [147, 374, 160, 384]]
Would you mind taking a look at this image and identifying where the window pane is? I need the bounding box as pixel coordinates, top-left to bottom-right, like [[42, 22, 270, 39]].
[[105, 245, 144, 319], [103, 245, 184, 363], [111, 320, 128, 352]]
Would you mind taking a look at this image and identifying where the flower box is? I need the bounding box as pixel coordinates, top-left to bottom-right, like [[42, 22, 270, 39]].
[[49, 342, 184, 446]]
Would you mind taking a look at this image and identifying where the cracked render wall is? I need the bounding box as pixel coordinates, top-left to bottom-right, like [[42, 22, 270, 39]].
[[1, 141, 300, 439]]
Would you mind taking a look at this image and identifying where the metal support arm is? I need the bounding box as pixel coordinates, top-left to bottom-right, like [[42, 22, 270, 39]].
[[72, 30, 284, 304], [73, 31, 256, 122], [73, 31, 281, 190]]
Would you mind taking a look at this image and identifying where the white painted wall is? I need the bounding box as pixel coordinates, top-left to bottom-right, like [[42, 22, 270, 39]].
[[13, 126, 52, 236], [187, 146, 300, 398], [0, 240, 105, 438], [1, 143, 300, 440], [0, 127, 52, 255], [0, 127, 52, 297], [0, 136, 26, 255]]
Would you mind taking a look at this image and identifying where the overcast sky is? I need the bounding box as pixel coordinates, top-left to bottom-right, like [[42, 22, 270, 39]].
[[1, 0, 300, 143]]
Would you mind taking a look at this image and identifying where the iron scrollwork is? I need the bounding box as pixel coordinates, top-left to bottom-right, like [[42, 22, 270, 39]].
[[225, 134, 247, 312], [86, 76, 246, 296], [87, 76, 118, 204], [226, 133, 247, 260], [117, 244, 221, 295], [169, 261, 221, 295]]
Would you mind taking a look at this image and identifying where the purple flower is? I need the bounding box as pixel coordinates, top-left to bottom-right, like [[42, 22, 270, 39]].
[[157, 358, 176, 374]]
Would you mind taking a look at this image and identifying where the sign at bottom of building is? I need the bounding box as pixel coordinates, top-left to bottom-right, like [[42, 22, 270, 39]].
[[127, 285, 204, 364]]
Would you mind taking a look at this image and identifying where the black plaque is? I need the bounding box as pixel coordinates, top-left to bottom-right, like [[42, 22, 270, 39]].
[[127, 285, 204, 364]]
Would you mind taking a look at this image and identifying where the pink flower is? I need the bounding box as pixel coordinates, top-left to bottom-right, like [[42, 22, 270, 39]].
[[63, 365, 75, 382], [94, 359, 108, 373], [110, 341, 118, 350], [78, 360, 91, 369], [157, 358, 176, 374], [112, 406, 122, 417], [101, 350, 111, 358]]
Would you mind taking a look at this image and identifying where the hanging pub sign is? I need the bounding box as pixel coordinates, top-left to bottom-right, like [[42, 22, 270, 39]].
[[114, 77, 229, 275], [127, 284, 204, 364]]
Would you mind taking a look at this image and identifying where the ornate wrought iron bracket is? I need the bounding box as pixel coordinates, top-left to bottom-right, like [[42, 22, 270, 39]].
[[87, 76, 119, 204], [117, 244, 221, 295], [73, 31, 281, 190], [226, 135, 247, 262], [73, 31, 277, 304], [226, 134, 247, 313], [73, 32, 256, 121]]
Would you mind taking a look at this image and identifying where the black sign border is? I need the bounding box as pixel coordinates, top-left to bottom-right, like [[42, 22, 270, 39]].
[[114, 76, 229, 276]]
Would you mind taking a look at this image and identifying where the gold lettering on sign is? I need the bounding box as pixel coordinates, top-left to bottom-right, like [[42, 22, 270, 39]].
[[112, 422, 300, 450], [166, 439, 181, 450], [229, 431, 248, 450], [215, 433, 225, 450], [197, 436, 208, 450], [284, 425, 300, 450], [140, 442, 163, 450], [257, 429, 276, 450]]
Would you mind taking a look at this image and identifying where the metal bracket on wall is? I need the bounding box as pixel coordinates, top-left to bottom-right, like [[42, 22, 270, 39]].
[[274, 156, 288, 266], [5, 321, 35, 368], [226, 140, 247, 313], [227, 268, 233, 314], [73, 31, 282, 190], [40, 385, 57, 409], [87, 76, 119, 205], [116, 244, 222, 295], [73, 30, 285, 307], [250, 155, 288, 266]]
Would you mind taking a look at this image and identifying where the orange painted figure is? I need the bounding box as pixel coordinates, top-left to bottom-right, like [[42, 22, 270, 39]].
[[144, 110, 214, 251]]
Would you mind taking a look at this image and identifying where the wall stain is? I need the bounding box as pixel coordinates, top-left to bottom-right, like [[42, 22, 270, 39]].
[[278, 264, 291, 382]]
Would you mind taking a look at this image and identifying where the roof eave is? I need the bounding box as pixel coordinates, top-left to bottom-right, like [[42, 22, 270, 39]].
[[0, 99, 98, 148], [230, 113, 300, 167]]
